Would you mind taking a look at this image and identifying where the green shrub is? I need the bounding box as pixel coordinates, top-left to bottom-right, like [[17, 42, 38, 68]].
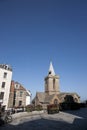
[[60, 102, 80, 110], [25, 104, 34, 112], [80, 103, 86, 108], [35, 105, 43, 111]]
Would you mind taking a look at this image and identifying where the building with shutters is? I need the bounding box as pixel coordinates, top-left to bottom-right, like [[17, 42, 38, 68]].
[[0, 64, 12, 110]]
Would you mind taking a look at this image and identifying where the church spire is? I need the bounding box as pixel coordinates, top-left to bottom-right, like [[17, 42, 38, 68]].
[[48, 61, 55, 76]]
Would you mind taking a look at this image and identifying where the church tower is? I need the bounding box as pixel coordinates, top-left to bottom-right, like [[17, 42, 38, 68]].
[[44, 62, 60, 95]]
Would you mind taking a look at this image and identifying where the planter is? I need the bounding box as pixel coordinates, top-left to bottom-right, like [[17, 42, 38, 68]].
[[47, 104, 59, 114]]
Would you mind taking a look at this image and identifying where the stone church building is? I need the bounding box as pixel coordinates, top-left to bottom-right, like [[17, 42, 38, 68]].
[[32, 62, 80, 109]]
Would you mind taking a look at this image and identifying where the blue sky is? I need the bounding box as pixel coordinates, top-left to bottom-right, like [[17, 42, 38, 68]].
[[0, 0, 87, 101]]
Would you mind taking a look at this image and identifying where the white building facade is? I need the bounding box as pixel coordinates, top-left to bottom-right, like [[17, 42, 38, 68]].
[[26, 90, 32, 106], [0, 64, 12, 110]]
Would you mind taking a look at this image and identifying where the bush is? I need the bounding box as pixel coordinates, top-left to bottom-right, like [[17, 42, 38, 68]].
[[35, 105, 43, 111], [25, 105, 34, 112], [60, 102, 80, 110], [70, 103, 80, 110], [79, 103, 86, 108]]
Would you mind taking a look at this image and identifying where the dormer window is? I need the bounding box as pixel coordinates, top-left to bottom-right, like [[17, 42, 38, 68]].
[[15, 84, 19, 89], [5, 65, 7, 70]]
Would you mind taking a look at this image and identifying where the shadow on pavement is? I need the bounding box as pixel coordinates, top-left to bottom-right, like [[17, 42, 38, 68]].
[[64, 107, 87, 118], [0, 116, 87, 130], [0, 118, 71, 130]]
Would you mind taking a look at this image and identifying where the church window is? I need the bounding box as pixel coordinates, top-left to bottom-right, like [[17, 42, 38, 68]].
[[45, 80, 48, 91], [54, 99, 58, 104], [53, 78, 55, 90]]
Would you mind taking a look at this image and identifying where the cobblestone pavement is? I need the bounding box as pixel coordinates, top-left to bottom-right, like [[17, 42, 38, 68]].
[[0, 108, 87, 130]]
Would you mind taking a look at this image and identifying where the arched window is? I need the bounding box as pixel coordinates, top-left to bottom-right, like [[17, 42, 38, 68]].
[[53, 78, 55, 90], [64, 95, 74, 103], [45, 80, 48, 91], [54, 99, 58, 104]]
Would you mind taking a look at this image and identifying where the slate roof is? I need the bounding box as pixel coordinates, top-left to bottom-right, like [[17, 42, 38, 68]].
[[33, 92, 80, 104], [58, 92, 80, 100], [36, 92, 46, 102], [33, 92, 59, 104], [44, 94, 56, 103]]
